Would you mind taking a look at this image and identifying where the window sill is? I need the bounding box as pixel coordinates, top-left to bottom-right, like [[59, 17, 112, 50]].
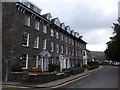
[[24, 24, 30, 27], [35, 29, 39, 31], [22, 45, 29, 48], [22, 68, 28, 69], [33, 47, 39, 49]]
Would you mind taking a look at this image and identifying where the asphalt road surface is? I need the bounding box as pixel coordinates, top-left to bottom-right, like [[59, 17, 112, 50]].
[[60, 65, 119, 88]]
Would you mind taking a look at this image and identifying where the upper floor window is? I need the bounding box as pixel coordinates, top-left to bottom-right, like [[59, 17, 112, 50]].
[[51, 29, 54, 37], [66, 47, 68, 54], [75, 41, 77, 47], [69, 38, 71, 44], [56, 44, 59, 53], [50, 42, 54, 52], [72, 49, 74, 56], [22, 32, 29, 47], [72, 40, 74, 45], [61, 45, 64, 54], [24, 15, 30, 26], [35, 20, 39, 30], [34, 36, 39, 48], [56, 32, 59, 39], [78, 43, 80, 47], [43, 25, 47, 33], [21, 54, 28, 69], [61, 34, 64, 41], [76, 50, 78, 56], [69, 48, 71, 55], [65, 37, 67, 43], [50, 57, 54, 64], [83, 51, 86, 56], [42, 39, 47, 50]]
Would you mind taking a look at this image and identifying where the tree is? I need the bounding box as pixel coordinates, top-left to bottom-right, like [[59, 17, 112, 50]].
[[105, 18, 120, 62]]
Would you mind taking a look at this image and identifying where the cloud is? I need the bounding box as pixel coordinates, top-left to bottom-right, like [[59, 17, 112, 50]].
[[29, 0, 118, 51]]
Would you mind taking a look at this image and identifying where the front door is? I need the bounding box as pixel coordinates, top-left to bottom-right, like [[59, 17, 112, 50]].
[[41, 58, 48, 71]]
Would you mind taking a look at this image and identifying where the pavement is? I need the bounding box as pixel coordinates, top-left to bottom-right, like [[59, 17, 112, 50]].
[[2, 66, 103, 88]]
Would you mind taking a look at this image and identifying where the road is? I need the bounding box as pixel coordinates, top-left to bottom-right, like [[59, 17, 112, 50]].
[[1, 65, 119, 89], [59, 65, 119, 88]]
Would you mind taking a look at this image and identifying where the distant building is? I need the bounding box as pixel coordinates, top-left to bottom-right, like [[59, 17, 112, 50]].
[[82, 49, 91, 65], [90, 51, 106, 62], [2, 1, 88, 81]]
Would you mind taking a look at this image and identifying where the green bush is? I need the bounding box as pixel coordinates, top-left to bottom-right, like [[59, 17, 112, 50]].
[[11, 63, 22, 72], [49, 64, 60, 72], [88, 61, 99, 66], [88, 65, 99, 70], [70, 67, 85, 75], [82, 65, 90, 69]]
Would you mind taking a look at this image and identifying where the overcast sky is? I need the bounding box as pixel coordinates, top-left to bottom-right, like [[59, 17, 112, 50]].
[[30, 0, 118, 51]]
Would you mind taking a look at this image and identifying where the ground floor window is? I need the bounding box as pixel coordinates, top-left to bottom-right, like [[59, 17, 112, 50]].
[[50, 57, 54, 64], [33, 55, 39, 67], [21, 54, 28, 69]]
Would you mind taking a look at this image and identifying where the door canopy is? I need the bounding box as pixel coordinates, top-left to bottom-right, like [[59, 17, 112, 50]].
[[39, 50, 51, 58]]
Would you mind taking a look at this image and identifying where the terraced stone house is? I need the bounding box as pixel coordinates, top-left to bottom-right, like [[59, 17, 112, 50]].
[[2, 0, 88, 81]]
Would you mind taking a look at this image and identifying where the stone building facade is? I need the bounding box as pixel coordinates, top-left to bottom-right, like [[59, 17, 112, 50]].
[[2, 1, 87, 81]]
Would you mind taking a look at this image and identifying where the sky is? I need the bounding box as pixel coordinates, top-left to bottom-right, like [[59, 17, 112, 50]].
[[30, 0, 119, 51]]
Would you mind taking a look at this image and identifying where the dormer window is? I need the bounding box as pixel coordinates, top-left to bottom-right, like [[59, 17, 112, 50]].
[[52, 18, 60, 27], [43, 13, 52, 21], [47, 13, 52, 21], [74, 32, 79, 38], [65, 26, 71, 33], [71, 30, 74, 36], [60, 23, 65, 30]]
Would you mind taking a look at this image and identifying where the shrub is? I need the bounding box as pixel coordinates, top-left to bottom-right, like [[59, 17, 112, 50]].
[[11, 63, 22, 72], [70, 67, 85, 75], [49, 64, 60, 72], [88, 65, 99, 70], [88, 61, 99, 66], [82, 65, 90, 69]]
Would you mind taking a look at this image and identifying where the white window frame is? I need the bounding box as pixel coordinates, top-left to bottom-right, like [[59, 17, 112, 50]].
[[76, 50, 78, 56], [76, 41, 77, 47], [22, 32, 29, 47], [51, 29, 54, 37], [33, 55, 39, 67], [72, 40, 74, 45], [69, 48, 71, 55], [61, 45, 64, 54], [69, 38, 71, 44], [21, 54, 28, 69], [66, 47, 68, 54], [50, 42, 54, 52], [56, 32, 59, 39], [56, 44, 59, 53], [72, 49, 74, 56], [43, 25, 47, 33], [35, 20, 39, 30], [24, 15, 30, 26], [65, 37, 67, 43], [34, 36, 39, 48], [61, 34, 64, 41], [43, 39, 47, 50]]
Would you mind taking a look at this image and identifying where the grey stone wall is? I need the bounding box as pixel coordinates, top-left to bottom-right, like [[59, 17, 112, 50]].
[[9, 72, 71, 83]]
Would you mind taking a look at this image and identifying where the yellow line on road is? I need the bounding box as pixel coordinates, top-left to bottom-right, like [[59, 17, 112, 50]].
[[1, 85, 30, 88], [51, 66, 104, 88], [51, 73, 92, 88]]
